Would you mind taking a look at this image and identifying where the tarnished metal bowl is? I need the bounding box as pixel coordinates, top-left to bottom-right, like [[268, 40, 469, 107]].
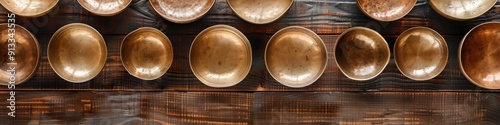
[[394, 27, 448, 81], [357, 0, 416, 21], [48, 23, 107, 83], [121, 27, 173, 80], [150, 0, 215, 23], [0, 24, 40, 85], [0, 0, 58, 17], [335, 27, 390, 81], [227, 0, 293, 24], [77, 0, 132, 16], [265, 26, 327, 88], [190, 25, 252, 87], [429, 0, 496, 21], [459, 22, 500, 89]]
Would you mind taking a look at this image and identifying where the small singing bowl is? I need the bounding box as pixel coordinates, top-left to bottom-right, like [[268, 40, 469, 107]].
[[227, 0, 293, 24], [0, 0, 58, 17], [335, 27, 390, 81], [394, 27, 448, 81], [0, 24, 40, 85], [459, 22, 500, 89], [190, 25, 252, 87], [150, 0, 215, 24], [48, 23, 107, 83], [77, 0, 132, 16], [430, 0, 496, 21], [121, 27, 173, 80], [357, 0, 416, 21], [265, 26, 327, 88]]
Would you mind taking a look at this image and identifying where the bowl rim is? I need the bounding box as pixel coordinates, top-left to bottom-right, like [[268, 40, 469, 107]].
[[264, 26, 328, 88], [0, 23, 40, 85], [149, 0, 215, 24], [429, 0, 496, 21], [120, 27, 173, 80], [227, 0, 293, 24], [0, 0, 59, 17], [334, 27, 390, 81], [458, 22, 500, 89], [189, 24, 252, 88], [47, 23, 107, 83], [356, 0, 416, 22], [77, 0, 132, 16], [394, 27, 448, 81]]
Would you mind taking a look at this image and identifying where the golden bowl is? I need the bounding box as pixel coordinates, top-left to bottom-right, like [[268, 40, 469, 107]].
[[190, 25, 252, 87], [335, 27, 390, 81], [0, 24, 40, 85], [48, 23, 107, 83], [459, 22, 500, 89], [77, 0, 132, 16], [227, 0, 293, 24], [429, 0, 496, 21], [149, 0, 215, 23], [0, 0, 58, 17], [121, 27, 173, 80], [394, 27, 448, 81], [265, 26, 327, 88], [357, 0, 416, 21]]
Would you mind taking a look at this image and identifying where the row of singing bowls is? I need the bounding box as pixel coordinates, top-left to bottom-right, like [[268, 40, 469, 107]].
[[0, 24, 40, 85]]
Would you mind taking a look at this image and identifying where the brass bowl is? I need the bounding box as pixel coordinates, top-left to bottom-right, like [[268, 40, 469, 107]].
[[335, 27, 390, 81], [265, 26, 327, 88], [77, 0, 132, 16], [149, 0, 215, 24], [459, 22, 500, 89], [48, 23, 107, 83], [394, 27, 448, 81], [227, 0, 293, 24], [429, 0, 496, 21], [190, 25, 252, 87], [0, 24, 40, 85], [357, 0, 416, 21], [121, 27, 173, 80], [0, 0, 58, 17]]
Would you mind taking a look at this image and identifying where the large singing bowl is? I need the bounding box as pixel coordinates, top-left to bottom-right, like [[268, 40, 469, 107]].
[[48, 23, 107, 83], [150, 0, 215, 23], [429, 0, 496, 21], [121, 27, 173, 80], [77, 0, 132, 16], [0, 0, 58, 17], [190, 25, 252, 88], [265, 26, 327, 88], [227, 0, 293, 24], [0, 24, 40, 85], [459, 22, 500, 89], [357, 0, 416, 21], [335, 27, 390, 81], [394, 27, 448, 81]]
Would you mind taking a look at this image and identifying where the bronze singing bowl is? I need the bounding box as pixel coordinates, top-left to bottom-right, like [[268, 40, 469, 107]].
[[394, 27, 448, 81], [357, 0, 416, 21], [459, 22, 500, 89], [227, 0, 293, 24], [190, 25, 252, 87], [265, 26, 327, 88], [0, 24, 40, 85], [430, 0, 496, 21], [0, 0, 58, 17], [48, 23, 107, 83], [335, 27, 390, 81], [121, 27, 173, 80], [150, 0, 215, 24], [77, 0, 132, 16]]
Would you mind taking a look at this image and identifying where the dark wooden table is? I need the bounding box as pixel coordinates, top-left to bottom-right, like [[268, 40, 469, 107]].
[[1, 0, 500, 124]]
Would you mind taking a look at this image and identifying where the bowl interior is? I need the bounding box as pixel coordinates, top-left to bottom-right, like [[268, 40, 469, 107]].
[[0, 0, 58, 17], [149, 0, 215, 23], [429, 0, 496, 20], [227, 0, 293, 24], [265, 26, 327, 88], [77, 0, 132, 16], [357, 0, 416, 21]]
